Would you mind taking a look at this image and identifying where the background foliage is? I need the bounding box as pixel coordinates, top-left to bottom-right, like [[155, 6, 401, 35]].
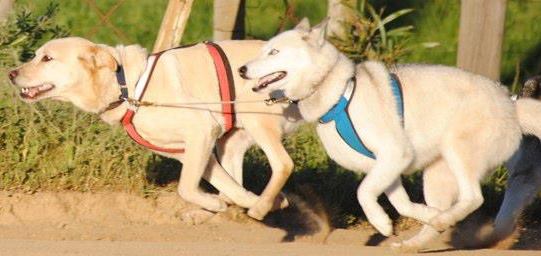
[[1, 0, 541, 226]]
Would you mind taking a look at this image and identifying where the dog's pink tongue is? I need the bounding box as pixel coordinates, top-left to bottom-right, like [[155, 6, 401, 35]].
[[28, 88, 40, 97], [258, 75, 274, 87]]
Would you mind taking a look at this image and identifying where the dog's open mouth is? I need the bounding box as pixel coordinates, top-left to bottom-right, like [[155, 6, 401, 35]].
[[254, 71, 287, 92], [19, 83, 55, 100]]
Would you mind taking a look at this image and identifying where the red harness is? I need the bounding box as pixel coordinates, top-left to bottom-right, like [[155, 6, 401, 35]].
[[119, 42, 236, 154]]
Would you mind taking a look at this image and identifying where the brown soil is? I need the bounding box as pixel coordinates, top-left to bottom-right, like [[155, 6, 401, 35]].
[[0, 191, 539, 256]]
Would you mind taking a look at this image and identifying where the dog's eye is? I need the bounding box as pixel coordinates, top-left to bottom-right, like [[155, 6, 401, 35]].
[[41, 55, 53, 62], [269, 49, 279, 56]]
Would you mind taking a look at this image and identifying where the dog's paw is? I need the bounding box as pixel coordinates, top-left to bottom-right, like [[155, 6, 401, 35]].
[[412, 204, 442, 224], [217, 192, 234, 205], [178, 189, 227, 212], [247, 200, 274, 221], [197, 194, 228, 213], [234, 191, 260, 209], [370, 216, 394, 237], [428, 213, 453, 232], [390, 241, 422, 253]]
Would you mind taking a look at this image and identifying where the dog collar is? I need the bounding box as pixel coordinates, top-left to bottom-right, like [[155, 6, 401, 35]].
[[98, 64, 130, 114], [116, 65, 129, 100]]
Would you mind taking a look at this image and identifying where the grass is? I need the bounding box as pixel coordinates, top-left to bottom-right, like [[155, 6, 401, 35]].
[[0, 86, 153, 193], [1, 0, 541, 226]]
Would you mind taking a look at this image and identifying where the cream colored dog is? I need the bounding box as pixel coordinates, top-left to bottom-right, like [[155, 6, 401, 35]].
[[241, 18, 541, 251], [8, 37, 303, 220]]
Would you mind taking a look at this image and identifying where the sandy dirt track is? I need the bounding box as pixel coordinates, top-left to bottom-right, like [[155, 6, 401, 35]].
[[0, 192, 539, 256]]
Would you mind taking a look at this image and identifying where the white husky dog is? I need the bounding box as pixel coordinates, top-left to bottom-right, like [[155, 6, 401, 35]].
[[239, 18, 541, 251]]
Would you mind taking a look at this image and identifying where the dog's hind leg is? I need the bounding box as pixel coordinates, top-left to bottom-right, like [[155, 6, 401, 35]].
[[391, 159, 457, 252], [488, 136, 541, 244], [244, 121, 292, 220], [490, 166, 541, 244], [428, 135, 487, 232]]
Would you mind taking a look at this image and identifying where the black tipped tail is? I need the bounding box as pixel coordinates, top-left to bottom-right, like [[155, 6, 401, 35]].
[[521, 75, 541, 99]]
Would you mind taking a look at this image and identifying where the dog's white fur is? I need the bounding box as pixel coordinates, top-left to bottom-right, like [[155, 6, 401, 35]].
[[10, 37, 303, 220], [242, 18, 541, 251]]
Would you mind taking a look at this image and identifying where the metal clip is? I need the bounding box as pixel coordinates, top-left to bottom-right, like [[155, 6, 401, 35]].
[[510, 94, 519, 101], [264, 97, 293, 106]]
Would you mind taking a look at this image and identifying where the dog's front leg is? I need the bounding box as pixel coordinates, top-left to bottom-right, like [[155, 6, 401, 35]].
[[357, 147, 414, 237], [245, 124, 292, 220], [215, 129, 255, 186], [177, 129, 227, 212], [385, 178, 441, 224]]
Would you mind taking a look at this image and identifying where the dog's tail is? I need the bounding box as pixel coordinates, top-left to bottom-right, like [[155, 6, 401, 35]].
[[516, 76, 541, 138]]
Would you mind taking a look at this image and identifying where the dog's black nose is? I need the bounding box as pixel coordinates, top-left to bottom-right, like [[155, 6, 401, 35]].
[[8, 69, 18, 82], [238, 65, 248, 79]]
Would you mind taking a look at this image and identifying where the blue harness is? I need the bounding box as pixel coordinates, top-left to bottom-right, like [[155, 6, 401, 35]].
[[319, 73, 404, 159]]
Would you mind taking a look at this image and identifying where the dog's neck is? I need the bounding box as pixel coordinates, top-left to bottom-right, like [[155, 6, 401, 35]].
[[297, 53, 355, 122], [98, 45, 148, 125]]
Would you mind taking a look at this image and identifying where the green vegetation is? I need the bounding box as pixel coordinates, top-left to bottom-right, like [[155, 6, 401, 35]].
[[374, 0, 541, 84], [17, 0, 541, 84], [1, 0, 541, 226], [0, 2, 152, 193]]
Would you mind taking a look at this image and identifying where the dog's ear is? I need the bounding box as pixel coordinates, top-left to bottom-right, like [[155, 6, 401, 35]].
[[312, 17, 329, 47], [295, 17, 311, 33], [80, 45, 117, 71], [306, 17, 329, 48]]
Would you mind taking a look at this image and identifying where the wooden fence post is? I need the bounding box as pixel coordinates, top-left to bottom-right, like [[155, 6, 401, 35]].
[[153, 0, 194, 53], [457, 0, 507, 80], [327, 0, 357, 40], [213, 0, 243, 41], [0, 0, 13, 22]]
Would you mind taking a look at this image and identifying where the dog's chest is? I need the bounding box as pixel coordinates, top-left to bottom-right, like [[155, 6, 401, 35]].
[[316, 123, 375, 173]]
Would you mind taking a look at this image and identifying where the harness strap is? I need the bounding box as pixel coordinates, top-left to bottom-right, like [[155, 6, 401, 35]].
[[121, 109, 185, 153], [319, 73, 404, 159], [133, 55, 160, 102], [118, 42, 236, 154], [205, 42, 236, 133], [389, 73, 404, 124]]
